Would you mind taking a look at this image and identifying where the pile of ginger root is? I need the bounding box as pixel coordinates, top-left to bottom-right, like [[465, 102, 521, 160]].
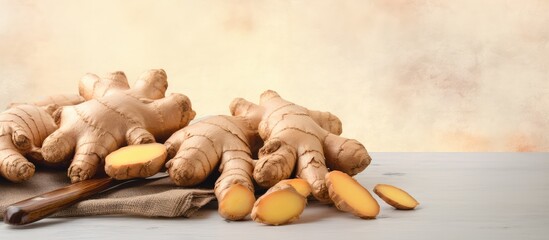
[[0, 70, 419, 226]]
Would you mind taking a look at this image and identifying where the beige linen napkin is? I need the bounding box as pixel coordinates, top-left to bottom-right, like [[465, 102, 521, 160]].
[[0, 169, 215, 219]]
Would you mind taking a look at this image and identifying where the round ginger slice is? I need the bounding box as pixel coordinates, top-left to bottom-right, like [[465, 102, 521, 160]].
[[105, 143, 167, 180], [218, 184, 256, 220], [251, 184, 307, 225], [325, 170, 380, 219], [374, 184, 419, 210]]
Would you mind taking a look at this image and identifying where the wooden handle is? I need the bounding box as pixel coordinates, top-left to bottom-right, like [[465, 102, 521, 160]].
[[3, 177, 114, 225]]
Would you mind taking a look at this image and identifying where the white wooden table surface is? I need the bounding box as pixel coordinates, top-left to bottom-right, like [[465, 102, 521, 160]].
[[1, 153, 548, 240]]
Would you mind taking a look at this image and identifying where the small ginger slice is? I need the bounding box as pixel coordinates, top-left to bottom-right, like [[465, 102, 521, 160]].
[[325, 170, 380, 219], [105, 143, 167, 180], [218, 184, 256, 220], [251, 183, 307, 225], [278, 179, 312, 198], [374, 184, 419, 210]]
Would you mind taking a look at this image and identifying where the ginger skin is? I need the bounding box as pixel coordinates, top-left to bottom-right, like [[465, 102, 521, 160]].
[[0, 105, 58, 182], [41, 69, 195, 183], [9, 94, 85, 108], [165, 115, 262, 220], [0, 95, 85, 182], [230, 90, 371, 202]]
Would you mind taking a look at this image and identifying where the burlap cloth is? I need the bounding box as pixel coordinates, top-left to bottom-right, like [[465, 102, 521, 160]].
[[0, 169, 215, 220]]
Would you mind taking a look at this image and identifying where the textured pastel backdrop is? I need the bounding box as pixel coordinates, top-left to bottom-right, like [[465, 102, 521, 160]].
[[1, 0, 548, 151]]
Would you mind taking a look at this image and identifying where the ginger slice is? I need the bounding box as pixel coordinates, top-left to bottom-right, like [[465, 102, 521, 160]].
[[325, 170, 380, 219], [278, 178, 312, 198], [374, 184, 419, 210], [218, 184, 256, 220], [251, 183, 307, 225], [105, 143, 167, 180]]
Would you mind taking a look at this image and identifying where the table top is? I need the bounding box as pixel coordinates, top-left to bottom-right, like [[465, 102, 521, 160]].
[[1, 153, 548, 240]]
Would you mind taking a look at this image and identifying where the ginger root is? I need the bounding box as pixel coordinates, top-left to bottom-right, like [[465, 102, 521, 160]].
[[0, 105, 57, 182], [0, 94, 85, 182], [374, 184, 419, 210], [325, 170, 380, 219], [9, 94, 85, 108], [165, 115, 262, 220], [104, 143, 167, 180], [251, 183, 306, 225], [41, 69, 195, 182], [231, 90, 371, 202]]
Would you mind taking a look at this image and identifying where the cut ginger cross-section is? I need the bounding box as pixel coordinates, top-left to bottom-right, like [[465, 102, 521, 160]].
[[218, 184, 256, 220], [277, 178, 312, 198], [251, 183, 307, 225], [325, 170, 380, 219], [105, 143, 167, 180], [374, 184, 419, 210]]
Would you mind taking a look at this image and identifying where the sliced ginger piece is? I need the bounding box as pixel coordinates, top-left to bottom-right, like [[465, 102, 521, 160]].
[[218, 184, 256, 220], [105, 143, 167, 180], [325, 170, 380, 219], [251, 183, 307, 225], [374, 184, 419, 210], [278, 178, 312, 198]]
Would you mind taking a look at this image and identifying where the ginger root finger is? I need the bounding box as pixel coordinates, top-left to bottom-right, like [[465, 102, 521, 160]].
[[374, 184, 419, 210], [215, 151, 256, 221], [0, 104, 60, 182], [166, 134, 219, 186], [32, 94, 85, 107], [278, 178, 312, 198], [79, 71, 129, 100], [306, 109, 342, 135], [9, 94, 85, 108], [253, 138, 297, 188], [325, 170, 380, 219], [105, 143, 167, 180], [164, 115, 260, 220], [295, 149, 330, 202], [251, 183, 307, 226], [0, 140, 35, 182], [323, 134, 371, 176]]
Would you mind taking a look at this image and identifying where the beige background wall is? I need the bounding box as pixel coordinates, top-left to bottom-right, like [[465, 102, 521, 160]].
[[1, 0, 548, 151]]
